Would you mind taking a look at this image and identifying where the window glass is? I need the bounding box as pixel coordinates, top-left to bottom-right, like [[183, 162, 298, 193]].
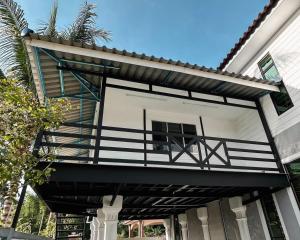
[[258, 54, 293, 115], [152, 121, 197, 152], [264, 65, 281, 82], [152, 121, 167, 151], [168, 122, 183, 151]]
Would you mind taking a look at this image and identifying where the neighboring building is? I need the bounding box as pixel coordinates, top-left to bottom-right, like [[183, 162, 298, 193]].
[[19, 0, 300, 240], [220, 0, 300, 239]]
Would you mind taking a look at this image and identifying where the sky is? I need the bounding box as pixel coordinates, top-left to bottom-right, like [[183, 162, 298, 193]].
[[16, 0, 269, 68]]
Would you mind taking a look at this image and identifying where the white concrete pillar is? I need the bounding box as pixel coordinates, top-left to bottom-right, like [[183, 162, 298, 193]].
[[96, 209, 105, 240], [229, 196, 251, 240], [178, 213, 188, 240], [93, 217, 100, 240], [101, 195, 123, 240], [90, 218, 97, 240], [163, 218, 171, 240], [197, 207, 211, 240]]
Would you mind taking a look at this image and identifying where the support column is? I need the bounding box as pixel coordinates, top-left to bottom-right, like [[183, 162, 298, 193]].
[[90, 218, 96, 240], [178, 214, 188, 240], [93, 76, 107, 164], [163, 218, 171, 240], [97, 209, 105, 240], [101, 195, 123, 240], [229, 196, 251, 240], [197, 207, 211, 240]]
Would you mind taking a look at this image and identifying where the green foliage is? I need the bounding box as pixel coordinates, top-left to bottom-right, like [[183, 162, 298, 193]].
[[37, 0, 58, 38], [37, 0, 110, 44], [144, 225, 165, 237], [117, 222, 129, 237], [0, 78, 69, 190], [60, 1, 111, 44], [0, 0, 32, 87], [16, 193, 55, 237]]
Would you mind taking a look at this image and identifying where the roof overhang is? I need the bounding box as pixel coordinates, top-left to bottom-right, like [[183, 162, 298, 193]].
[[222, 0, 300, 72], [25, 34, 280, 105]]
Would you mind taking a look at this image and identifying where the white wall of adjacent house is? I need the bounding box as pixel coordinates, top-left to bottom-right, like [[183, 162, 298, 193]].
[[93, 78, 278, 172], [222, 5, 300, 239]]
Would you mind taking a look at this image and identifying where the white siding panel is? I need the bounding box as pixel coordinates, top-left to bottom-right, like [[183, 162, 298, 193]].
[[239, 12, 300, 137]]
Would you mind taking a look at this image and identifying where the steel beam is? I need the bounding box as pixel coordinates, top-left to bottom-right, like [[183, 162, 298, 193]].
[[36, 162, 289, 188], [93, 77, 107, 164]]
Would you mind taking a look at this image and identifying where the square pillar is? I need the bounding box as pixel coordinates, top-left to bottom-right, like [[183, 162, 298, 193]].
[[229, 196, 251, 240], [163, 218, 171, 240], [178, 213, 188, 240], [90, 217, 98, 240], [197, 207, 211, 240], [102, 195, 123, 240], [96, 209, 105, 240]]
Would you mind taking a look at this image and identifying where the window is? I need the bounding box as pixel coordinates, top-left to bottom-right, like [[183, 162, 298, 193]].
[[260, 194, 286, 240], [258, 54, 293, 115], [152, 121, 197, 152]]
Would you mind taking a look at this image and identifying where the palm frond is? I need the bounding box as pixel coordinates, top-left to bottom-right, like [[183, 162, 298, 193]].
[[61, 1, 111, 44], [0, 0, 31, 86], [37, 0, 58, 37]]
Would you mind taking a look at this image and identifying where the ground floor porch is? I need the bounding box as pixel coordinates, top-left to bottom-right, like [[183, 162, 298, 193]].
[[29, 161, 300, 240]]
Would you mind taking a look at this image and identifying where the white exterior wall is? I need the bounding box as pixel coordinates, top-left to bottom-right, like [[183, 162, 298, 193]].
[[96, 78, 276, 171], [239, 10, 300, 138]]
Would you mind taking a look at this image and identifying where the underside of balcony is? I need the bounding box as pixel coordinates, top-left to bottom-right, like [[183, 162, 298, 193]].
[[34, 162, 289, 220]]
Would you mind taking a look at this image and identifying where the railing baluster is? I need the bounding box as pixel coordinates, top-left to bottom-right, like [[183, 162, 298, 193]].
[[223, 140, 231, 166], [32, 130, 44, 157], [143, 109, 147, 166], [196, 138, 203, 169]]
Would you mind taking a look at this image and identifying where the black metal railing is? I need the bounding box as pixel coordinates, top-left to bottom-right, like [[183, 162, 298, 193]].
[[35, 122, 281, 173]]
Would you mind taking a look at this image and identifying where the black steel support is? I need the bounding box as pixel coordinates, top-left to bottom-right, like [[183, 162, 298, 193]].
[[107, 83, 257, 110], [11, 184, 27, 229], [57, 65, 257, 108], [200, 116, 208, 157], [143, 109, 147, 166], [93, 76, 107, 164], [36, 162, 289, 188], [255, 100, 285, 173]]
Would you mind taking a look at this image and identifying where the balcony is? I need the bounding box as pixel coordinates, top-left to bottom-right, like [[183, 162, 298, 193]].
[[25, 34, 289, 219], [38, 122, 280, 173]]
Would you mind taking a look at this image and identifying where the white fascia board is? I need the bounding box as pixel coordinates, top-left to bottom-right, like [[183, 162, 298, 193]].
[[224, 0, 300, 73], [26, 38, 280, 92]]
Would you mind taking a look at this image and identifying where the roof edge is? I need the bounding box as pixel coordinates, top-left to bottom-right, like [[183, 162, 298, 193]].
[[218, 0, 280, 70]]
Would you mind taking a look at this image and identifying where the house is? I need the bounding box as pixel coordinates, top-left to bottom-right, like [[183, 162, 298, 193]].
[[20, 0, 300, 239]]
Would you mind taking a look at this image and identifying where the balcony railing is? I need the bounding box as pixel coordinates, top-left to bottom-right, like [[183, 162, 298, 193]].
[[35, 122, 281, 173]]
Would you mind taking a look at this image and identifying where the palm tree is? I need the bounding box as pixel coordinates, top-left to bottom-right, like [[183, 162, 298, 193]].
[[0, 0, 110, 87], [0, 0, 110, 229]]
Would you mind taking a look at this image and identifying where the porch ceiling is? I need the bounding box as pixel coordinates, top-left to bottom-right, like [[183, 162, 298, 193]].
[[34, 162, 289, 220]]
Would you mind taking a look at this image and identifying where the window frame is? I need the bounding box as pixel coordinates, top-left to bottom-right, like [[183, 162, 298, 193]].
[[151, 121, 197, 152], [258, 53, 293, 116]]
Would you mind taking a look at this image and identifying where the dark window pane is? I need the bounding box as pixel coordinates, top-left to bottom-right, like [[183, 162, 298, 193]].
[[182, 124, 197, 151], [152, 121, 167, 151], [167, 123, 183, 151], [261, 194, 286, 239]]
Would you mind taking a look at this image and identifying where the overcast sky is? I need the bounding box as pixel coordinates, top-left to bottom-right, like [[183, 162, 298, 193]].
[[16, 0, 268, 68]]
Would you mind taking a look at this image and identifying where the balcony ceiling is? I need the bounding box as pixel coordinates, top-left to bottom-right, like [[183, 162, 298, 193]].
[[34, 162, 289, 220]]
